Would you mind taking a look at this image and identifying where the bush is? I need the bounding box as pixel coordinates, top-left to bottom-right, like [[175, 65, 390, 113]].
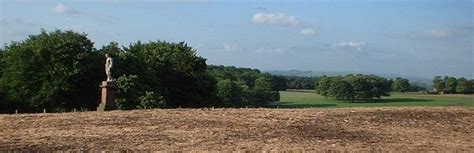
[[115, 75, 143, 109], [138, 91, 165, 109]]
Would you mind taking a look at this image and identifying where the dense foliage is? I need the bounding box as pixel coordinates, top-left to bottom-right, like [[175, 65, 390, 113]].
[[315, 75, 392, 102], [207, 65, 280, 107], [433, 76, 474, 94], [392, 77, 410, 93], [0, 30, 282, 113], [283, 76, 317, 89], [102, 41, 215, 109], [0, 30, 103, 112]]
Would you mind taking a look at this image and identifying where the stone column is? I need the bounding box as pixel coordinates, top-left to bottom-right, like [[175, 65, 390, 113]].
[[97, 81, 116, 111]]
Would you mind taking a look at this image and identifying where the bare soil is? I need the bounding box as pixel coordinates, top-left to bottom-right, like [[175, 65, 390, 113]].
[[1, 107, 473, 152]]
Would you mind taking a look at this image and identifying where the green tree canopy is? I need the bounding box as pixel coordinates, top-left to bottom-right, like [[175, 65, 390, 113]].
[[433, 76, 445, 93], [215, 79, 243, 106], [253, 77, 280, 107], [444, 77, 458, 94], [393, 77, 410, 93], [0, 30, 102, 112], [103, 41, 215, 108], [315, 74, 392, 102], [455, 78, 473, 94], [328, 77, 353, 101], [315, 76, 332, 97]]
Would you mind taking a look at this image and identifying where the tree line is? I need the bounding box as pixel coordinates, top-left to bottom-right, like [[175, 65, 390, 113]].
[[0, 30, 281, 113], [276, 75, 427, 93], [314, 75, 393, 102], [432, 76, 474, 94], [283, 76, 316, 90], [207, 65, 280, 107]]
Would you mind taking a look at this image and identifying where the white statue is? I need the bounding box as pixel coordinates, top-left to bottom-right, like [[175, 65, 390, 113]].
[[105, 53, 114, 82]]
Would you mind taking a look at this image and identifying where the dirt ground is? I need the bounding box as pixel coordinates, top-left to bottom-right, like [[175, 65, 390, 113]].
[[1, 107, 473, 152]]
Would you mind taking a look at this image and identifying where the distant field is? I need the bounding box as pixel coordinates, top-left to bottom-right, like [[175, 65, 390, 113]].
[[272, 90, 474, 108]]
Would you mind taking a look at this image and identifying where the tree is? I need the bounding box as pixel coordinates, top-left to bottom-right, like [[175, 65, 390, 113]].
[[206, 65, 282, 107], [393, 77, 410, 93], [369, 75, 391, 98], [109, 41, 214, 108], [115, 75, 145, 110], [328, 77, 353, 101], [444, 77, 458, 94], [253, 77, 280, 107], [0, 49, 5, 75], [408, 82, 427, 92], [0, 30, 102, 112], [456, 78, 472, 94], [284, 76, 316, 89], [317, 75, 391, 102], [0, 49, 6, 112], [215, 79, 242, 106], [433, 76, 445, 94], [315, 76, 332, 97], [270, 75, 287, 91], [345, 75, 373, 101]]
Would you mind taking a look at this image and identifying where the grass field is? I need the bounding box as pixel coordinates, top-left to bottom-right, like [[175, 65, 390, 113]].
[[272, 90, 474, 108]]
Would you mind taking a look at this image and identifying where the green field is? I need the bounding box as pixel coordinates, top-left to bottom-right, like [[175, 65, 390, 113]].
[[271, 90, 474, 108]]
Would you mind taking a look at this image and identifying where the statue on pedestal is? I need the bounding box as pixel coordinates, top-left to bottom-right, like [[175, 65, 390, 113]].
[[97, 53, 116, 111]]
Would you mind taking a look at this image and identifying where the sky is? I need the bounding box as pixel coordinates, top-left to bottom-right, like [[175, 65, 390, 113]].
[[1, 0, 473, 78]]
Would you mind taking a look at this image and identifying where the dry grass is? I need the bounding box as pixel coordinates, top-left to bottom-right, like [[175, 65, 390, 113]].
[[1, 107, 473, 152]]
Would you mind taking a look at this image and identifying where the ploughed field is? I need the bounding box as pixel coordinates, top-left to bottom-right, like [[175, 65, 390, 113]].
[[1, 107, 473, 151]]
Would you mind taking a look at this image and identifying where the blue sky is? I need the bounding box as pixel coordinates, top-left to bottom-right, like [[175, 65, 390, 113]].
[[1, 0, 473, 78]]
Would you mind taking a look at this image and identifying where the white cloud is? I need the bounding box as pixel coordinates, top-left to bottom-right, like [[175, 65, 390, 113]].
[[251, 12, 319, 37], [255, 47, 285, 54], [223, 43, 241, 51], [251, 12, 299, 26], [335, 41, 367, 51], [52, 4, 79, 15], [426, 30, 450, 39], [300, 28, 317, 36]]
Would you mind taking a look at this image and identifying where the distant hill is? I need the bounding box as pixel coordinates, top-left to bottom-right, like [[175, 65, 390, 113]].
[[266, 70, 433, 87]]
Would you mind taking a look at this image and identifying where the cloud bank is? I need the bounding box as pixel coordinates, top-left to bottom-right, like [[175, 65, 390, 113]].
[[335, 41, 367, 51], [251, 11, 317, 36], [52, 4, 79, 15], [251, 12, 299, 26], [300, 28, 317, 36]]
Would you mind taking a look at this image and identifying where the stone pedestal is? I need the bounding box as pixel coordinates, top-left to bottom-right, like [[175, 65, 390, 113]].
[[97, 81, 116, 111]]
